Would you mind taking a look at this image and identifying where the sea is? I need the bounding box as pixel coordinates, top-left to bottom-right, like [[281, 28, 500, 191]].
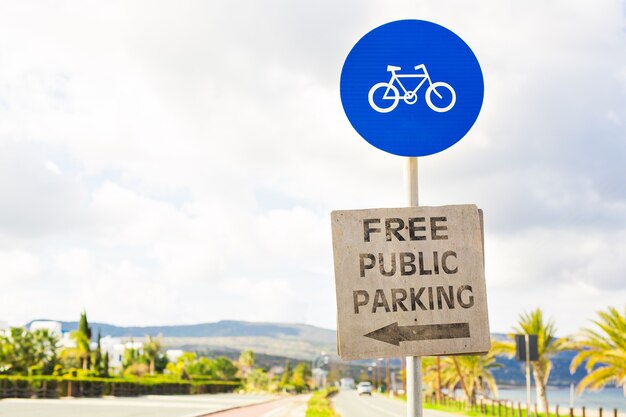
[[496, 386, 625, 412]]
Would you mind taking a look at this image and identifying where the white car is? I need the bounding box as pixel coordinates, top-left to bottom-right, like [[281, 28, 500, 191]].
[[357, 381, 373, 395]]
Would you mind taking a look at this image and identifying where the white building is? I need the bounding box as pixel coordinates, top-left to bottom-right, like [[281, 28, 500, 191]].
[[0, 320, 9, 337], [99, 336, 124, 369], [59, 332, 76, 349], [29, 320, 63, 338], [99, 336, 144, 370], [165, 349, 183, 363]]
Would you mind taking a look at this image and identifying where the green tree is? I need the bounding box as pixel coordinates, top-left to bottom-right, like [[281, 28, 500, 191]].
[[211, 356, 238, 380], [187, 356, 214, 376], [290, 362, 311, 393], [30, 329, 59, 375], [422, 357, 440, 399], [78, 311, 92, 340], [143, 335, 162, 376], [0, 335, 10, 374], [497, 309, 569, 413], [238, 349, 255, 377], [184, 355, 236, 380], [71, 330, 91, 371], [0, 328, 58, 375], [58, 347, 81, 372], [73, 311, 92, 371], [440, 353, 500, 405], [92, 331, 104, 376], [245, 368, 269, 391], [0, 328, 30, 374], [121, 341, 153, 377], [154, 352, 169, 374], [102, 352, 110, 378], [122, 342, 146, 370], [166, 352, 195, 380], [570, 306, 626, 396], [280, 360, 291, 389]]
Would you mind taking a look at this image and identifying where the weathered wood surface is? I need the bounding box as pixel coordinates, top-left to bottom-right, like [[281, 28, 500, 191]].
[[331, 204, 490, 360]]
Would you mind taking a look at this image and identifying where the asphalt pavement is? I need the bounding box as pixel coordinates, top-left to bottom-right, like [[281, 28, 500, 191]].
[[204, 394, 310, 417], [0, 393, 276, 417]]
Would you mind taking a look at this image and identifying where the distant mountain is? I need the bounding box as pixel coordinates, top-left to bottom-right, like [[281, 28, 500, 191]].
[[489, 333, 587, 386], [29, 319, 335, 344], [492, 348, 587, 387], [28, 319, 336, 361], [27, 320, 588, 385]]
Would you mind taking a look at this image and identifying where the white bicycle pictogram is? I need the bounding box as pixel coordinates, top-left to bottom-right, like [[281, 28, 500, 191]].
[[368, 64, 456, 113]]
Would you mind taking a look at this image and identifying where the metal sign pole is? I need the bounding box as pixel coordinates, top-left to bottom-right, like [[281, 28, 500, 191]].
[[405, 157, 422, 417]]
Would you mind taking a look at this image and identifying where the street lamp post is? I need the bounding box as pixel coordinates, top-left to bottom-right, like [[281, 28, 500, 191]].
[[312, 353, 329, 389], [372, 362, 377, 388]]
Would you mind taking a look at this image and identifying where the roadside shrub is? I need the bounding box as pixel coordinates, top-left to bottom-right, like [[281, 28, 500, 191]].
[[0, 375, 240, 399], [306, 387, 339, 417]]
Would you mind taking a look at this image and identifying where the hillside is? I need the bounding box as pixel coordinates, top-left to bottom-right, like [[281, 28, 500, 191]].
[[30, 319, 336, 361], [30, 320, 588, 385], [51, 319, 335, 343], [492, 349, 587, 386]]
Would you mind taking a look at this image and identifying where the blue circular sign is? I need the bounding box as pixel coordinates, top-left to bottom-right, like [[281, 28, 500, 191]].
[[340, 20, 484, 157]]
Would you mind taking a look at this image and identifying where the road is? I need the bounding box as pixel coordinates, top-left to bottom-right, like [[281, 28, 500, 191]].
[[203, 394, 310, 417], [333, 390, 458, 417], [0, 393, 283, 417]]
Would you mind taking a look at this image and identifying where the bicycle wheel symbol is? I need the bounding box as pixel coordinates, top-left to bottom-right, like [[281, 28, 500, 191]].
[[368, 83, 401, 113], [425, 82, 456, 113]]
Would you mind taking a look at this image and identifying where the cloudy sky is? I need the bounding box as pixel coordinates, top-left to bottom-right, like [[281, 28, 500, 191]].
[[0, 1, 625, 336]]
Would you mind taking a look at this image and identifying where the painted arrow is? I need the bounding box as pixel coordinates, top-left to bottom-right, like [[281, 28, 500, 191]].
[[364, 322, 470, 346]]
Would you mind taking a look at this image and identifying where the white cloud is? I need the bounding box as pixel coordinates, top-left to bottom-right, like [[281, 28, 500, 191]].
[[0, 250, 40, 284], [0, 0, 625, 337]]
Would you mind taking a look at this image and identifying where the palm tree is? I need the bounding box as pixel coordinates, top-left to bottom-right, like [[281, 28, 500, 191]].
[[439, 352, 500, 405], [0, 328, 59, 375], [143, 335, 162, 376], [71, 330, 91, 371], [71, 310, 92, 372], [422, 356, 447, 402], [569, 306, 626, 396], [31, 329, 59, 374], [421, 356, 438, 398], [497, 308, 569, 414]]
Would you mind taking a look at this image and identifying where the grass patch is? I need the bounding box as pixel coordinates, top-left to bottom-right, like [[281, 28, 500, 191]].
[[424, 401, 586, 417], [389, 395, 588, 417], [423, 401, 485, 416], [306, 387, 339, 417]]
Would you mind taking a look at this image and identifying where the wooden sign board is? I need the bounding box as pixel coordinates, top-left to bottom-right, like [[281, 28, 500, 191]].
[[331, 205, 490, 360]]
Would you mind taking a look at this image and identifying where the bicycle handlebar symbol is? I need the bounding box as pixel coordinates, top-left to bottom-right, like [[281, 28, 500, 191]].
[[368, 64, 456, 113]]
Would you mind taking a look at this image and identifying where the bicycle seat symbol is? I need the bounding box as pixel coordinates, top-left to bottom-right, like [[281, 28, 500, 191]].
[[368, 64, 456, 113]]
